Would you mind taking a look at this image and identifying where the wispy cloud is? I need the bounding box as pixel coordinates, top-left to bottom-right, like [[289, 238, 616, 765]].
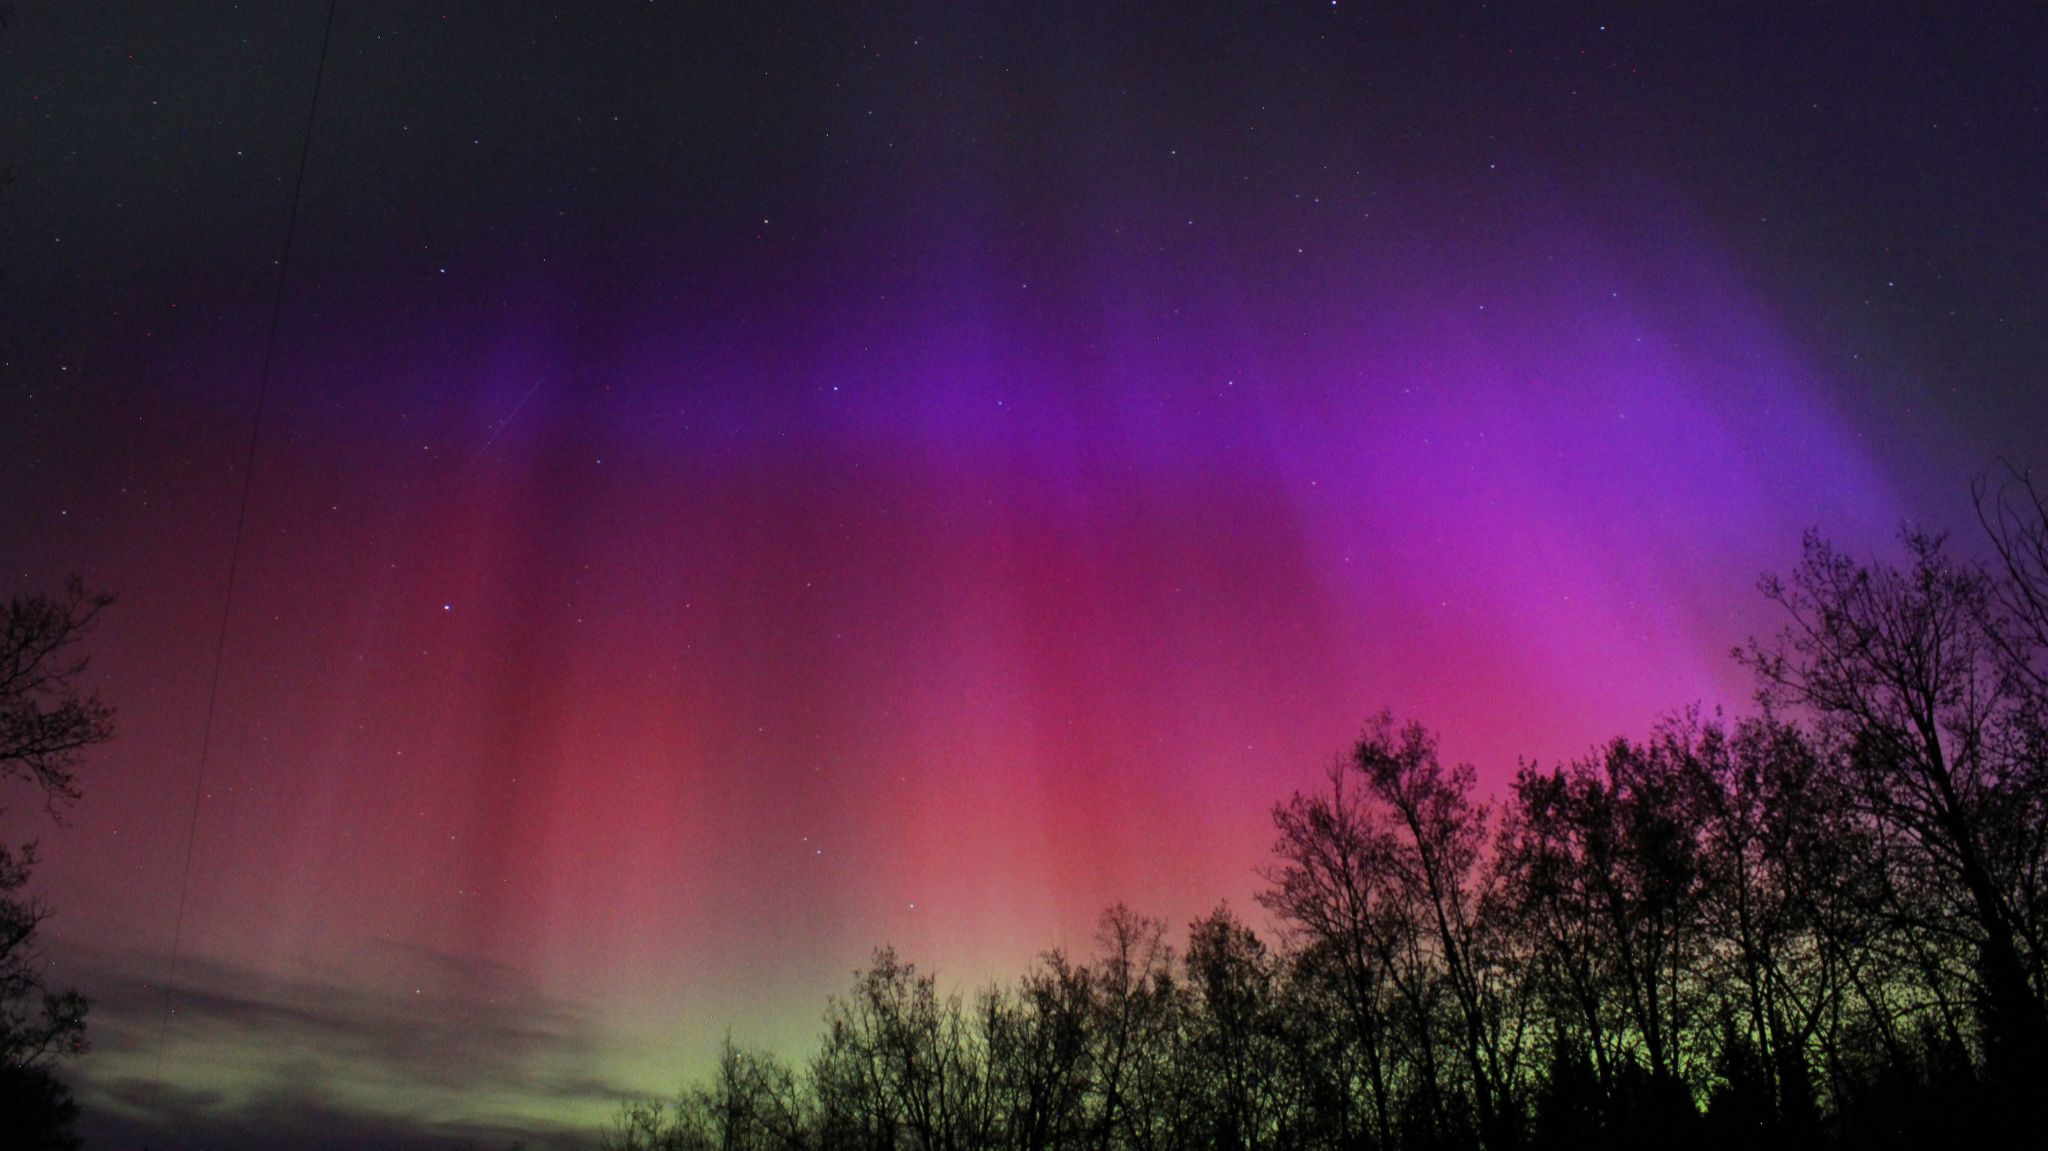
[[61, 942, 639, 1149]]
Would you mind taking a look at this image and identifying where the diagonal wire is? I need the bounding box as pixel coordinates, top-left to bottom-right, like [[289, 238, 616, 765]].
[[156, 0, 341, 1077]]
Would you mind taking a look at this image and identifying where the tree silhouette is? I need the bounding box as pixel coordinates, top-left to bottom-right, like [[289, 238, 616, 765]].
[[1741, 531, 2048, 1109], [0, 577, 112, 1149], [610, 486, 2048, 1151], [1263, 752, 1405, 1146], [1977, 466, 2048, 696], [1184, 905, 1286, 1150], [1084, 905, 1184, 1151], [2, 577, 114, 805], [985, 947, 1092, 1151]]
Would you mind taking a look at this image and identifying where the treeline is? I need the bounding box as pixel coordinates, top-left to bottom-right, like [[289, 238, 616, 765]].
[[607, 476, 2048, 1151]]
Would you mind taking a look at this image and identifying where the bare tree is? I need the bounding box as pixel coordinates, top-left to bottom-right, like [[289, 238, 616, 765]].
[[1184, 905, 1284, 1151], [1742, 531, 2048, 1094], [810, 948, 996, 1151], [1267, 717, 1526, 1148], [0, 577, 113, 1150], [1977, 467, 2048, 696], [1352, 717, 1522, 1148], [2, 578, 114, 807], [1499, 729, 1715, 1139], [1086, 905, 1184, 1151], [985, 949, 1092, 1151], [616, 487, 2048, 1148], [1263, 756, 1403, 1146]]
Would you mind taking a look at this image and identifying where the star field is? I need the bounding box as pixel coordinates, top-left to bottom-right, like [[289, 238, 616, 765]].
[[2, 2, 2045, 1147]]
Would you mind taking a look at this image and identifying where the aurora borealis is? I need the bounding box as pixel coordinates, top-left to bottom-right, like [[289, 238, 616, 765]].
[[3, 2, 2045, 1147]]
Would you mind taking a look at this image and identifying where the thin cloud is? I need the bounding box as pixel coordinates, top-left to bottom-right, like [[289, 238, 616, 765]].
[[60, 943, 640, 1149]]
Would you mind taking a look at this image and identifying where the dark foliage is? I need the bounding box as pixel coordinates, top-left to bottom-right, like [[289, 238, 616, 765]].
[[0, 1061, 82, 1151]]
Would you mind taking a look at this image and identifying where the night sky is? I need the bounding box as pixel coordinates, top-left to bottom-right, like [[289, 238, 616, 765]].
[[3, 2, 2045, 1147]]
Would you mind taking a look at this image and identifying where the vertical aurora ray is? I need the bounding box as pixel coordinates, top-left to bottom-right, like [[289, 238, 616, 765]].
[[35, 191, 1916, 1141], [6, 5, 2014, 1144]]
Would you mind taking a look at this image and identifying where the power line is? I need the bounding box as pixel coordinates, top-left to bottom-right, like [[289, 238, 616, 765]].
[[156, 0, 341, 1077]]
